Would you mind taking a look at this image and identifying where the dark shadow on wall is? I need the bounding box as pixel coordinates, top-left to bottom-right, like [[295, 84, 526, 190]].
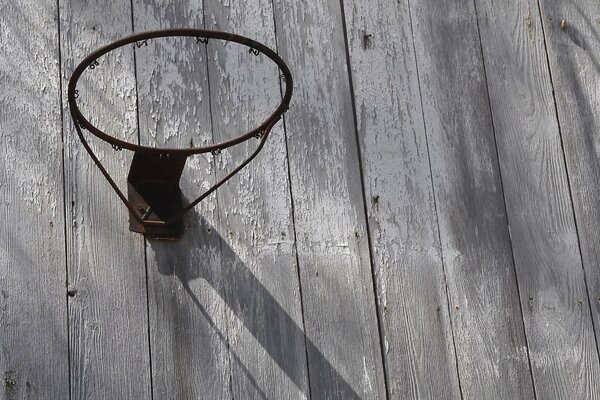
[[149, 209, 363, 400]]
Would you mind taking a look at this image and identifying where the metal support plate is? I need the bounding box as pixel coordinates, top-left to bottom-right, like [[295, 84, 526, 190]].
[[127, 151, 188, 238]]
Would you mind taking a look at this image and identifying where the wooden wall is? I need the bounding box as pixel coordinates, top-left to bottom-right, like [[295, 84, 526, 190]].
[[1, 0, 599, 399]]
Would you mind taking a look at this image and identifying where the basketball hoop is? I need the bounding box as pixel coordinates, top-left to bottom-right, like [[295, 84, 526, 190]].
[[68, 29, 293, 238]]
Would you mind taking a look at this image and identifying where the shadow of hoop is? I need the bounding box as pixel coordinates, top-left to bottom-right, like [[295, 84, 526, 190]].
[[148, 209, 363, 399]]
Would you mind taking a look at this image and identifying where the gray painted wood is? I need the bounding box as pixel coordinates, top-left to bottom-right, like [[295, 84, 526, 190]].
[[202, 1, 310, 398], [132, 1, 310, 397], [6, 1, 600, 398], [409, 0, 536, 398], [59, 0, 152, 398], [271, 0, 387, 398], [342, 0, 462, 397], [473, 0, 600, 397], [131, 2, 232, 399], [0, 1, 69, 398], [537, 0, 600, 365]]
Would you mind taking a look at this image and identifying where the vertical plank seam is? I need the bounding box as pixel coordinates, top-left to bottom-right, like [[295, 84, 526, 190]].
[[142, 242, 154, 400], [534, 0, 600, 362], [55, 0, 73, 397], [129, 3, 142, 147], [199, 1, 235, 396], [338, 0, 390, 397], [129, 2, 154, 398], [470, 0, 539, 397], [405, 1, 464, 398], [269, 1, 313, 398]]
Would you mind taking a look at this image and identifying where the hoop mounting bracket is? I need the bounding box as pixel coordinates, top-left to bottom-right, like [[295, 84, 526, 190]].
[[67, 29, 293, 238], [127, 152, 188, 238]]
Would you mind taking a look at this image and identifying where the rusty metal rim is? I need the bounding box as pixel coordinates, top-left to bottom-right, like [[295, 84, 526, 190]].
[[67, 28, 293, 155], [66, 28, 293, 232]]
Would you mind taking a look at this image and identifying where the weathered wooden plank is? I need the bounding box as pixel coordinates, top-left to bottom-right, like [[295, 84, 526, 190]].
[[271, 0, 387, 398], [341, 0, 462, 397], [58, 0, 152, 398], [0, 1, 69, 398], [202, 1, 310, 398], [538, 0, 600, 358], [473, 0, 600, 397], [409, 0, 536, 398], [133, 1, 310, 397], [131, 2, 232, 398]]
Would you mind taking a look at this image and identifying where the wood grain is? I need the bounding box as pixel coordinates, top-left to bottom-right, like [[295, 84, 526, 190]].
[[131, 1, 232, 399], [59, 0, 152, 398], [474, 0, 600, 397], [202, 0, 310, 398], [0, 1, 69, 398], [409, 0, 536, 398], [6, 1, 600, 397], [271, 0, 387, 398], [341, 0, 462, 397], [538, 0, 600, 354]]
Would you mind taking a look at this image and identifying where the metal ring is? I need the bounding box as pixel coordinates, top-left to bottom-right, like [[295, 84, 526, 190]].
[[68, 28, 293, 156]]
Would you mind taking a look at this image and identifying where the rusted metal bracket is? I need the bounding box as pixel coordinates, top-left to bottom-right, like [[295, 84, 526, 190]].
[[127, 152, 187, 237]]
